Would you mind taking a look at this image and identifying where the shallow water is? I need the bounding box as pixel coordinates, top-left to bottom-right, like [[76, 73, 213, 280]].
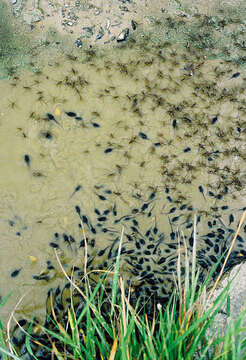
[[1, 36, 246, 323]]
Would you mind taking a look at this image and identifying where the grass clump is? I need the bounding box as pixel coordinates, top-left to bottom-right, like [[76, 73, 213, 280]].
[[0, 2, 31, 75], [1, 218, 246, 359]]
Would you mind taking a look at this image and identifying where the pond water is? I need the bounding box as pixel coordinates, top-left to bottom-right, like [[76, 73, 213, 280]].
[[1, 30, 246, 324]]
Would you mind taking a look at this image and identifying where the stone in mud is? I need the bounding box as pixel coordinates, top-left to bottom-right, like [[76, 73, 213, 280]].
[[117, 28, 129, 42], [81, 26, 94, 38], [131, 20, 137, 30], [23, 9, 42, 25], [75, 38, 83, 48], [95, 27, 104, 41]]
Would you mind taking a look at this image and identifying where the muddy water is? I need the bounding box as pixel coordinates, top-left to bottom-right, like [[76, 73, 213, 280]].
[[0, 42, 246, 322]]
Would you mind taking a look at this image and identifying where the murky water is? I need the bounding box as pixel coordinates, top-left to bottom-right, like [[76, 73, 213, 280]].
[[1, 28, 246, 325]]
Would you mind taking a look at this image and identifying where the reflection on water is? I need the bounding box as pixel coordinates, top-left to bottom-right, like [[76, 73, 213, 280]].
[[1, 37, 246, 322]]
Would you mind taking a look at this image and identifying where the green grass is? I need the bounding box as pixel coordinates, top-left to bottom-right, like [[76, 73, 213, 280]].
[[1, 218, 246, 360]]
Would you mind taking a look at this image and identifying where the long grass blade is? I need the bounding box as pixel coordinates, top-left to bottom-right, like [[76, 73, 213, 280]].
[[111, 226, 124, 315], [109, 337, 118, 360]]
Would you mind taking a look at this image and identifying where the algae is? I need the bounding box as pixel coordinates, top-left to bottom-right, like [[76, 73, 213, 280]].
[[0, 2, 32, 75]]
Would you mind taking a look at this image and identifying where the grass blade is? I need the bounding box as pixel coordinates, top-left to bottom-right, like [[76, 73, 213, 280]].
[[111, 226, 124, 315]]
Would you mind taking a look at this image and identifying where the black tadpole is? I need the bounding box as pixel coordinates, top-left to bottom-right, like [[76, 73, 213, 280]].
[[91, 226, 97, 234], [11, 268, 22, 278], [70, 185, 82, 198], [131, 20, 137, 30], [221, 205, 229, 210], [94, 208, 101, 215], [104, 189, 112, 194], [63, 233, 72, 249], [91, 121, 100, 128], [49, 242, 59, 249], [149, 191, 156, 200], [65, 111, 77, 117], [113, 202, 117, 216], [172, 119, 177, 129], [211, 116, 218, 125], [98, 248, 107, 257], [24, 154, 30, 167], [141, 200, 154, 212], [138, 132, 148, 140], [82, 215, 89, 225], [46, 112, 55, 121], [231, 72, 240, 79], [8, 219, 15, 227], [96, 193, 107, 201], [40, 130, 52, 140], [229, 214, 234, 225], [141, 203, 149, 212], [171, 216, 180, 223], [33, 274, 49, 281], [198, 185, 206, 200], [75, 205, 81, 215], [104, 148, 113, 154], [46, 113, 61, 126]]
